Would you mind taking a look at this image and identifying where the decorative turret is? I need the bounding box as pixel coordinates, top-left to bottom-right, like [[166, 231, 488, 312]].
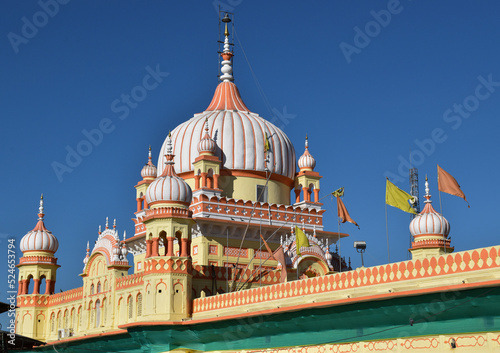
[[409, 177, 453, 259], [146, 133, 193, 208], [17, 195, 60, 296], [20, 195, 59, 254], [197, 118, 216, 155], [135, 145, 157, 213], [294, 135, 322, 205], [141, 146, 157, 180], [298, 135, 316, 171]]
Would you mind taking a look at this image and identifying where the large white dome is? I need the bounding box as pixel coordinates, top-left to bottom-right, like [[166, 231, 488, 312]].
[[157, 81, 296, 180]]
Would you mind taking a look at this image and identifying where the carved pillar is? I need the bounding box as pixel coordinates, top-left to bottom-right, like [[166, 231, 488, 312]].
[[136, 198, 142, 212], [145, 239, 153, 258], [213, 174, 219, 189], [33, 278, 40, 294], [295, 189, 301, 203], [194, 175, 201, 190], [201, 172, 208, 188], [180, 238, 188, 257], [166, 237, 175, 257], [302, 187, 309, 202], [45, 279, 52, 295], [314, 189, 320, 202], [151, 238, 159, 257]]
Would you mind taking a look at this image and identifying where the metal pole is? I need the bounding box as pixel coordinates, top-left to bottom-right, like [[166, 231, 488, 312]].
[[385, 202, 390, 263]]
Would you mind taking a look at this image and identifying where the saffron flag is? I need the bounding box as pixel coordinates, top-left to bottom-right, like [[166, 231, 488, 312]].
[[273, 245, 288, 282], [259, 233, 274, 260], [385, 179, 417, 214], [295, 226, 310, 256], [437, 165, 470, 207], [337, 197, 360, 229], [264, 132, 270, 153], [332, 187, 344, 197]]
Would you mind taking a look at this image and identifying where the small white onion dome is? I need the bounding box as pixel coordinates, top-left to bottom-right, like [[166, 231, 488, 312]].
[[146, 134, 193, 206], [410, 180, 450, 238], [141, 146, 157, 180], [197, 118, 216, 155], [298, 136, 316, 171], [20, 195, 59, 253]]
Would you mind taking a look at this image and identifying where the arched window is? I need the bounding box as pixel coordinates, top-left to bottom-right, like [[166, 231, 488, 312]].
[[63, 309, 68, 328], [101, 298, 106, 326], [128, 296, 133, 319], [89, 301, 94, 329], [137, 293, 143, 317], [95, 300, 101, 328], [39, 275, 47, 295], [97, 282, 101, 293], [50, 313, 55, 333], [90, 283, 94, 295]]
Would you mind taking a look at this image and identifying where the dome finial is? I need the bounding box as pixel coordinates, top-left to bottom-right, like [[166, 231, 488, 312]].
[[105, 217, 109, 229], [424, 175, 431, 202], [298, 135, 316, 171], [141, 145, 157, 180], [98, 225, 102, 234], [220, 13, 234, 82], [38, 193, 45, 220], [113, 218, 116, 229]]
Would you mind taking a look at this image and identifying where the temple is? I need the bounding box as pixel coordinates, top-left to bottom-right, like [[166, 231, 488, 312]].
[[15, 13, 500, 353]]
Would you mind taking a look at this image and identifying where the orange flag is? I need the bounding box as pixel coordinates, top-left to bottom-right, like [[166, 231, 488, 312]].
[[273, 246, 287, 283], [437, 165, 470, 207], [337, 197, 360, 229], [259, 233, 274, 260]]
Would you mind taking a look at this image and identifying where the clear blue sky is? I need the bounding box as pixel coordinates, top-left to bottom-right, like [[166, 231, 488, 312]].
[[1, 1, 499, 326]]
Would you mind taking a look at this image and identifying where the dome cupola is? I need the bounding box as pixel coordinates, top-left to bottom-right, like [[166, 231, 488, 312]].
[[410, 178, 450, 238], [20, 195, 59, 254], [146, 134, 192, 207], [409, 177, 453, 258], [298, 135, 316, 171], [141, 146, 157, 180], [197, 118, 216, 155]]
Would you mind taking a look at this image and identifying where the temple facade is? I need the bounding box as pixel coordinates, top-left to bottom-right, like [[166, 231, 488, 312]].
[[15, 14, 500, 353]]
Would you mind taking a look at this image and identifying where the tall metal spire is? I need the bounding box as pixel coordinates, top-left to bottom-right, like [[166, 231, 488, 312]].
[[220, 13, 234, 82]]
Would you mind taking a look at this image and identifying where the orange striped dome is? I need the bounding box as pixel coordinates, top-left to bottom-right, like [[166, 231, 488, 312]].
[[157, 81, 296, 180]]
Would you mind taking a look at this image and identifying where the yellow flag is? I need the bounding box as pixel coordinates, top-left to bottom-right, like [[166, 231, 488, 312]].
[[332, 187, 344, 197], [295, 226, 310, 256], [386, 179, 417, 214], [264, 132, 270, 153]]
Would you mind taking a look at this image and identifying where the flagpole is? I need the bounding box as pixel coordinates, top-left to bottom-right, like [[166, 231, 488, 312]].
[[337, 218, 341, 272], [385, 202, 390, 263], [438, 172, 446, 254]]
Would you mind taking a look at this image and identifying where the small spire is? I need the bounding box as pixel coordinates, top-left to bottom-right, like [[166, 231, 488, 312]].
[[38, 193, 45, 220], [98, 225, 101, 234], [148, 145, 152, 162], [113, 218, 116, 229], [424, 175, 431, 202], [220, 13, 234, 82], [165, 132, 174, 160], [305, 135, 309, 149], [105, 217, 109, 229], [123, 230, 127, 241], [86, 241, 89, 251]]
